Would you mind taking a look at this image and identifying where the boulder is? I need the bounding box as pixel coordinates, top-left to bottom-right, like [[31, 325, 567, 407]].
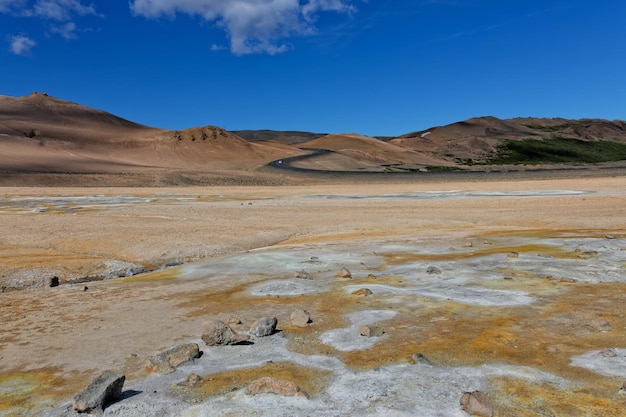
[[291, 310, 311, 327], [146, 343, 201, 374], [72, 371, 125, 413], [460, 390, 493, 417], [250, 317, 278, 337], [201, 320, 249, 346], [246, 377, 301, 396]]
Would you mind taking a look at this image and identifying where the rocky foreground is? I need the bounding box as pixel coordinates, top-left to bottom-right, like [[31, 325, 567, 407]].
[[1, 178, 626, 416]]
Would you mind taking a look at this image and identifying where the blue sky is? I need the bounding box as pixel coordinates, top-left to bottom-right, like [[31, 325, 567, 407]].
[[1, 1, 625, 137]]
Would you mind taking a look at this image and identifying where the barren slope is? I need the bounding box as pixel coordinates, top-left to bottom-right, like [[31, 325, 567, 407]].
[[291, 133, 450, 171], [0, 93, 304, 175], [391, 116, 626, 164]]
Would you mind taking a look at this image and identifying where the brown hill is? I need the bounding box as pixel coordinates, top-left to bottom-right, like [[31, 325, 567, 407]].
[[292, 133, 450, 171], [0, 93, 305, 179], [391, 116, 626, 164]]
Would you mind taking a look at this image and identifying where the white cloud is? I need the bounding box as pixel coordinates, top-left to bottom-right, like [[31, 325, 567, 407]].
[[0, 0, 25, 13], [50, 21, 77, 38], [28, 0, 97, 20], [10, 34, 36, 55], [130, 0, 359, 55], [1, 0, 97, 19]]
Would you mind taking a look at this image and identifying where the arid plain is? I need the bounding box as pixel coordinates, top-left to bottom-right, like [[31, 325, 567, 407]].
[[2, 94, 626, 416]]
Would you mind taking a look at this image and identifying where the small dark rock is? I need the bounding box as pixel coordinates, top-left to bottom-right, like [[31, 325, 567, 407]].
[[50, 277, 59, 287], [294, 270, 312, 280], [426, 266, 441, 275], [412, 353, 433, 366]]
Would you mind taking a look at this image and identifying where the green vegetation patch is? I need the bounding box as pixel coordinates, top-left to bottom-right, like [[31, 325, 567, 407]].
[[523, 120, 591, 133], [486, 137, 626, 165]]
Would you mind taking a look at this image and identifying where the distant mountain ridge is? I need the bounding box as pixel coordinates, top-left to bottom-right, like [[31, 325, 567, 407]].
[[1, 93, 625, 180]]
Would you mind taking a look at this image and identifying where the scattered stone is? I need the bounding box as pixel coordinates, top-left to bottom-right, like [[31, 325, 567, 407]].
[[426, 266, 441, 275], [412, 353, 433, 366], [49, 276, 59, 287], [507, 252, 519, 258], [606, 235, 617, 240], [338, 267, 352, 278], [72, 370, 125, 413], [290, 310, 311, 327], [464, 242, 473, 248], [227, 316, 242, 326], [589, 319, 613, 332], [246, 376, 301, 397], [201, 321, 249, 346], [146, 343, 201, 374], [359, 325, 385, 337], [575, 250, 598, 259], [351, 288, 373, 296], [460, 390, 493, 417], [620, 381, 626, 394], [250, 317, 278, 337], [366, 273, 377, 280], [83, 286, 88, 291], [503, 276, 513, 280], [294, 270, 312, 280], [180, 373, 203, 387], [559, 277, 577, 283], [599, 349, 617, 358]]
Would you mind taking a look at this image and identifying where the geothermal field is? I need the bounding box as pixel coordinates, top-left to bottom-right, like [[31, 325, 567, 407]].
[[1, 177, 626, 416], [1, 94, 626, 416]]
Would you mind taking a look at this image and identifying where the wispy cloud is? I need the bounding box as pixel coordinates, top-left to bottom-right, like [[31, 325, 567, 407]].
[[1, 0, 99, 51], [26, 0, 98, 20], [130, 0, 361, 55], [50, 21, 77, 39], [9, 34, 36, 55]]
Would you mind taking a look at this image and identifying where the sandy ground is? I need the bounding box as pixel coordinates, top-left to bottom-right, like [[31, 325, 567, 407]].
[[1, 176, 626, 416]]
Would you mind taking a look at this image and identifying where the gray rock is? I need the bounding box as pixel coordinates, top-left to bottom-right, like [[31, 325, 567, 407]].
[[294, 270, 312, 279], [250, 317, 278, 337], [460, 390, 493, 417], [412, 353, 433, 366], [146, 343, 201, 374], [426, 266, 441, 274], [72, 370, 125, 413], [201, 320, 249, 346]]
